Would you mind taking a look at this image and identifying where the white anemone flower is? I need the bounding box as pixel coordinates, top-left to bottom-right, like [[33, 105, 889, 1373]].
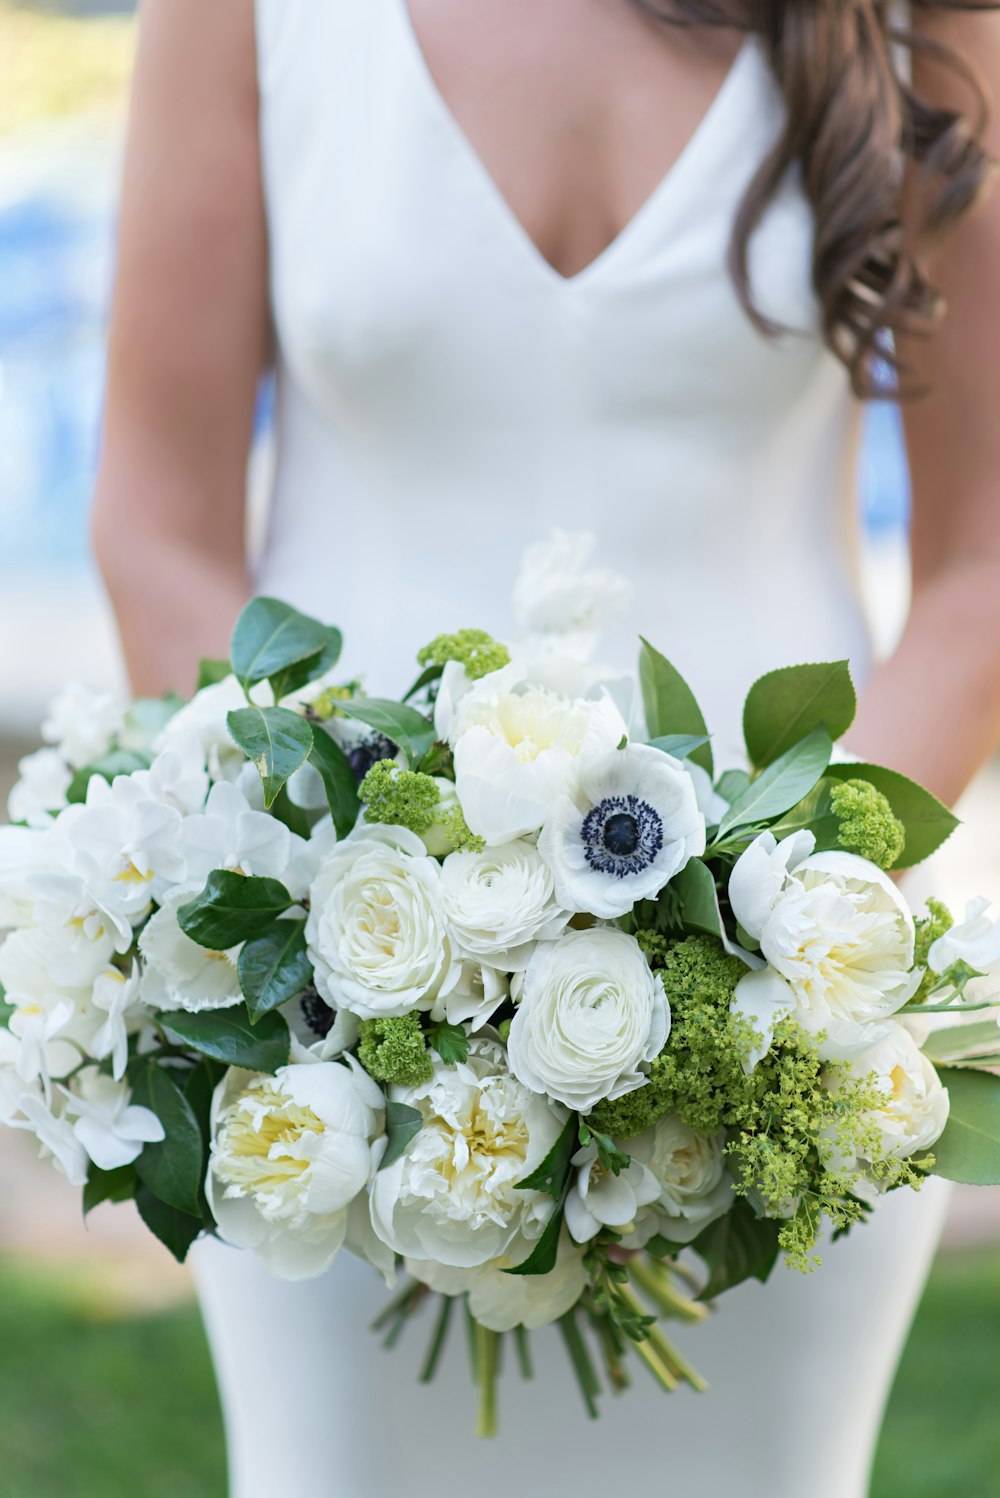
[[730, 836, 920, 1063], [208, 1059, 387, 1281], [407, 1233, 588, 1332], [370, 1038, 565, 1268], [538, 743, 706, 918]]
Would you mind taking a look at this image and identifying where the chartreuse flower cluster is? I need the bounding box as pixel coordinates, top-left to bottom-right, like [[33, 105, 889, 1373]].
[[358, 1015, 433, 1086], [830, 778, 906, 869], [592, 936, 931, 1271], [358, 760, 485, 851], [416, 628, 510, 681]]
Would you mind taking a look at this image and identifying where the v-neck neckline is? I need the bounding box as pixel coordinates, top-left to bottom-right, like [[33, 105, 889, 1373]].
[[392, 0, 756, 290]]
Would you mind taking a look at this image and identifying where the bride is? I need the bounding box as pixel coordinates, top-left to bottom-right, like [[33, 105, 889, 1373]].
[[92, 2, 1000, 1495]]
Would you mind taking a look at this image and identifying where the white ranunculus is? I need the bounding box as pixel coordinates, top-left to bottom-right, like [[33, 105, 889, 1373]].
[[836, 1023, 951, 1176], [429, 959, 509, 1031], [7, 748, 73, 827], [62, 1067, 165, 1172], [156, 675, 273, 782], [564, 1143, 660, 1244], [407, 1232, 588, 1332], [440, 841, 570, 970], [306, 826, 461, 1021], [370, 1038, 565, 1268], [138, 887, 243, 1013], [442, 661, 628, 846], [42, 682, 123, 770], [538, 743, 705, 919], [629, 1116, 733, 1246], [730, 838, 919, 1062], [508, 927, 669, 1112], [929, 897, 1000, 978], [511, 530, 629, 639], [207, 1058, 386, 1280]]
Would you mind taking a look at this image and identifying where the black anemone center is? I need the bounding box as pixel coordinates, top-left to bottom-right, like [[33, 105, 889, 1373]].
[[300, 989, 335, 1040], [581, 794, 664, 879], [603, 812, 640, 857]]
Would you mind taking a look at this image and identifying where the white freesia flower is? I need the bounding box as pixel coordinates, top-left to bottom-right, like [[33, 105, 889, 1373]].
[[511, 531, 629, 639], [42, 682, 123, 769], [370, 1038, 565, 1268], [7, 748, 72, 827], [156, 675, 272, 782], [440, 841, 570, 969], [62, 1068, 165, 1172], [441, 661, 628, 846], [5, 1085, 89, 1185], [564, 1143, 660, 1244], [207, 1058, 386, 1281], [306, 826, 461, 1021], [429, 959, 509, 1031], [57, 774, 187, 924], [835, 1024, 950, 1178], [508, 927, 669, 1112], [179, 779, 308, 895], [0, 926, 110, 1082], [929, 897, 1000, 978], [139, 886, 243, 1013], [408, 1233, 588, 1332], [538, 744, 705, 918], [89, 966, 143, 1081], [730, 837, 919, 1062], [629, 1117, 733, 1246], [132, 738, 210, 817]]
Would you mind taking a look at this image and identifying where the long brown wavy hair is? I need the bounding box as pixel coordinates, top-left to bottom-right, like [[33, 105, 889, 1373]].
[[636, 1, 997, 395]]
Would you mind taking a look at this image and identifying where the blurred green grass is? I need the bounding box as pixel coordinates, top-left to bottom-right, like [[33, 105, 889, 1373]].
[[0, 0, 134, 138], [0, 1248, 996, 1497]]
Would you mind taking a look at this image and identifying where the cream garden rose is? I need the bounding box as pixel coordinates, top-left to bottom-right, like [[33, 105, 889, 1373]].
[[508, 926, 670, 1112], [369, 1038, 565, 1268], [207, 1059, 386, 1281], [440, 840, 570, 970], [629, 1116, 733, 1246], [306, 826, 462, 1021]]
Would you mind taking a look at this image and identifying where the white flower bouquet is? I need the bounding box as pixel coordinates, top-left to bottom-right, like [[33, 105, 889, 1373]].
[[3, 542, 1000, 1434]]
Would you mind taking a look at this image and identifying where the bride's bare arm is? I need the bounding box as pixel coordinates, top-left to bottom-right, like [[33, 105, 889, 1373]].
[[849, 9, 1000, 806], [91, 0, 266, 696]]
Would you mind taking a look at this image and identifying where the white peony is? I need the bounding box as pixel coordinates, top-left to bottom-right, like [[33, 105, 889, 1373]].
[[564, 1143, 660, 1243], [440, 661, 628, 846], [440, 841, 570, 970], [835, 1023, 951, 1177], [508, 927, 670, 1112], [7, 748, 72, 827], [139, 886, 244, 1013], [538, 743, 705, 918], [306, 826, 462, 1021], [511, 530, 629, 639], [370, 1038, 565, 1268], [207, 1058, 386, 1280], [407, 1233, 588, 1332], [629, 1116, 733, 1246], [62, 1068, 165, 1172], [42, 682, 123, 769], [730, 837, 919, 1062]]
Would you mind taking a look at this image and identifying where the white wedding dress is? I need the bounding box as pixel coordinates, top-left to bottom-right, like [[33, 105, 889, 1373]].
[[194, 3, 951, 1495]]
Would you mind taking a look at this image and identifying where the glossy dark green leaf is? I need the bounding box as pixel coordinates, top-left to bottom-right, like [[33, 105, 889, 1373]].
[[135, 1186, 204, 1264], [83, 1164, 137, 1217], [515, 1114, 577, 1200], [230, 596, 335, 691], [226, 705, 314, 809], [638, 639, 712, 776], [340, 698, 436, 766], [309, 724, 362, 840], [743, 661, 856, 769], [693, 1197, 780, 1300], [132, 1065, 204, 1216], [504, 1200, 565, 1277], [427, 1020, 469, 1066], [178, 870, 294, 949], [380, 1101, 423, 1170], [158, 1006, 291, 1074], [238, 919, 312, 1021]]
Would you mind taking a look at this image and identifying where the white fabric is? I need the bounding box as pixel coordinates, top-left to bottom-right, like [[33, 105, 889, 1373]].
[[193, 4, 948, 1494]]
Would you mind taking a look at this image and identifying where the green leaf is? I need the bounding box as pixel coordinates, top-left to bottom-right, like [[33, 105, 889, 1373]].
[[178, 870, 294, 949], [121, 695, 183, 749], [693, 1197, 780, 1299], [670, 859, 725, 941], [340, 698, 437, 767], [131, 1065, 204, 1216], [427, 1021, 469, 1065], [825, 762, 959, 868], [928, 1068, 1000, 1185], [230, 596, 335, 691], [238, 919, 312, 1021], [269, 629, 344, 702], [0, 983, 14, 1029], [226, 705, 314, 809], [183, 1058, 226, 1150], [578, 1124, 630, 1176], [638, 640, 712, 776], [515, 1114, 577, 1200], [380, 1101, 423, 1170], [403, 663, 445, 702], [716, 729, 832, 839], [923, 1022, 1000, 1065], [66, 749, 152, 804], [715, 769, 750, 804], [504, 1200, 565, 1277], [83, 1164, 137, 1216], [743, 661, 856, 769], [158, 1006, 291, 1074], [135, 1186, 204, 1264], [268, 784, 312, 839], [196, 657, 233, 692], [648, 734, 712, 762], [768, 778, 841, 850], [309, 725, 361, 840]]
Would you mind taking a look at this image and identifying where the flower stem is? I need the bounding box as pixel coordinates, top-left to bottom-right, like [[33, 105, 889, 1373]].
[[514, 1324, 534, 1381], [475, 1322, 500, 1439], [419, 1294, 454, 1384], [629, 1258, 709, 1324], [558, 1310, 601, 1419]]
